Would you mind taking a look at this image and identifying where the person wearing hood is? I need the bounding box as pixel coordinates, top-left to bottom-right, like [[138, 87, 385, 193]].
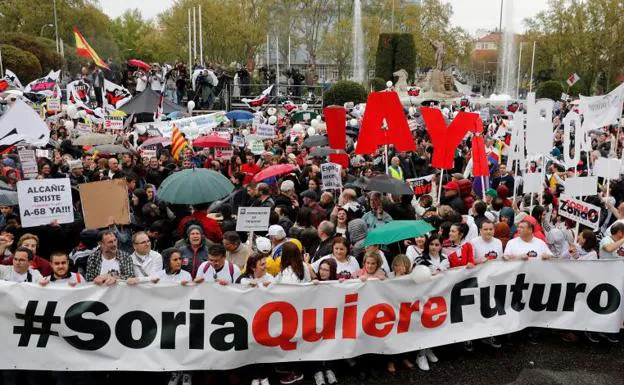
[[499, 207, 516, 235], [347, 218, 368, 262], [179, 224, 211, 278]]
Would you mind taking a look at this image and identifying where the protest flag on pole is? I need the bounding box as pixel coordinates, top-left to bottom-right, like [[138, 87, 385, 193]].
[[171, 124, 188, 160], [73, 27, 110, 70]]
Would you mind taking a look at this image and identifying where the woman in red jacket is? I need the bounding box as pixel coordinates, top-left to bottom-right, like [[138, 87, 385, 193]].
[[444, 223, 476, 268]]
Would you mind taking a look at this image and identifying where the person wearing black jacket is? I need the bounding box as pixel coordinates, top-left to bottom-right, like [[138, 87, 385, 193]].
[[312, 221, 336, 261]]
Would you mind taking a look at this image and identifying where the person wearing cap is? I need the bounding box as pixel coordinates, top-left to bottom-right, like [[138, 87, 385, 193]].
[[265, 225, 303, 276], [441, 181, 465, 215], [301, 189, 327, 228], [178, 203, 223, 244]]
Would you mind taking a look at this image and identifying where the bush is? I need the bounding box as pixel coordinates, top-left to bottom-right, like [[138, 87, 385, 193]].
[[0, 33, 62, 73], [374, 33, 416, 83], [536, 80, 564, 100], [323, 81, 368, 107], [0, 45, 42, 83], [370, 77, 386, 92]]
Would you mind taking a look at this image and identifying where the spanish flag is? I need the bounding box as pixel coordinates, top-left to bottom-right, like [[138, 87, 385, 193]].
[[171, 125, 188, 161], [73, 27, 110, 70]]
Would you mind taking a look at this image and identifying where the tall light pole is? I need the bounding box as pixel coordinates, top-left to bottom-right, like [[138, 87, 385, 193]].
[[40, 23, 54, 36], [53, 0, 59, 54], [499, 0, 504, 32]]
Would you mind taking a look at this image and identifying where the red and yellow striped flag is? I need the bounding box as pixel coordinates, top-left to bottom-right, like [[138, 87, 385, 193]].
[[171, 125, 188, 160], [73, 27, 110, 70]]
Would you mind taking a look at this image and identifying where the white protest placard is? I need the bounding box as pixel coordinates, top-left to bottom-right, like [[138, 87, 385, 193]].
[[215, 147, 234, 160], [17, 149, 38, 179], [406, 174, 434, 197], [558, 195, 601, 230], [141, 149, 157, 160], [134, 112, 229, 139], [75, 121, 92, 133], [256, 124, 276, 139], [522, 173, 542, 194], [321, 162, 342, 190], [236, 207, 271, 232], [249, 140, 264, 155], [35, 149, 50, 159], [525, 93, 554, 156], [564, 176, 598, 197], [46, 98, 61, 112], [593, 157, 621, 180], [17, 178, 74, 228], [214, 130, 231, 141], [104, 117, 124, 130], [232, 135, 245, 148], [580, 82, 624, 131]]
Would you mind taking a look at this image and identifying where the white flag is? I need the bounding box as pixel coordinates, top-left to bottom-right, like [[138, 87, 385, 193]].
[[566, 73, 580, 87], [3, 70, 23, 89], [579, 82, 624, 131], [0, 99, 50, 146], [102, 79, 132, 110]]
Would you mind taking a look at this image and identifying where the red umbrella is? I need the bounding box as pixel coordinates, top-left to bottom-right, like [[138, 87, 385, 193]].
[[252, 164, 297, 183], [193, 135, 231, 148], [127, 59, 151, 71]]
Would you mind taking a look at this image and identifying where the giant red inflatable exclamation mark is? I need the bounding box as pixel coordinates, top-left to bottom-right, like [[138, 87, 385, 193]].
[[324, 106, 349, 169]]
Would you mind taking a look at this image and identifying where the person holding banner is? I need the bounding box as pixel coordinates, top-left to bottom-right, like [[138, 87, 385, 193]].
[[41, 252, 85, 286], [503, 220, 553, 261], [0, 247, 44, 283]]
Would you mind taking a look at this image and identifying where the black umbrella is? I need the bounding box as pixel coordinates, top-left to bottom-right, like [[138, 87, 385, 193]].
[[308, 147, 346, 157], [362, 175, 414, 196], [302, 135, 328, 148], [344, 177, 369, 190]]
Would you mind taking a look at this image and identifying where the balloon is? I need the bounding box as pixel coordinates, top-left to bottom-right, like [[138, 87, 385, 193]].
[[187, 100, 195, 111], [301, 103, 308, 111], [410, 265, 432, 284], [267, 107, 277, 116], [408, 106, 416, 117], [386, 81, 393, 88], [292, 123, 303, 133], [66, 105, 78, 119], [349, 118, 358, 127], [268, 115, 278, 125], [307, 127, 316, 136], [241, 129, 249, 136], [311, 120, 320, 129]]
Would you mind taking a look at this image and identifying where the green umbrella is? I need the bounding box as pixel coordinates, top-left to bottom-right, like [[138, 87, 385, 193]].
[[291, 111, 319, 122], [364, 220, 434, 247], [157, 168, 234, 205]]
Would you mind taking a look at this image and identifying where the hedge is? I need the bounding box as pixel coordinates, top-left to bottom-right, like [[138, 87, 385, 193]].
[[323, 81, 368, 107], [0, 45, 42, 83], [374, 33, 416, 83], [536, 80, 563, 100]]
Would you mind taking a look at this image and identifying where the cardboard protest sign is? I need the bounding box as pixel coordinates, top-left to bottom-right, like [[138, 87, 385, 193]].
[[35, 149, 50, 159], [236, 207, 271, 232], [249, 140, 265, 155], [79, 179, 130, 229], [215, 130, 231, 141], [17, 178, 74, 228], [46, 98, 61, 113], [141, 149, 157, 160], [215, 147, 234, 160], [406, 174, 434, 197], [256, 124, 276, 139], [232, 135, 245, 148], [558, 195, 601, 230], [321, 163, 342, 190], [75, 121, 92, 133], [104, 117, 124, 130], [18, 149, 38, 179]]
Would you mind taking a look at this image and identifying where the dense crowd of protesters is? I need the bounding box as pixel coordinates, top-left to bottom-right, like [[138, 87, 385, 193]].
[[0, 81, 623, 385]]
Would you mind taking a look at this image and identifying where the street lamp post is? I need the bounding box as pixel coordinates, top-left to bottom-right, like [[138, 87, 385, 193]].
[[40, 23, 54, 36], [53, 0, 59, 54]]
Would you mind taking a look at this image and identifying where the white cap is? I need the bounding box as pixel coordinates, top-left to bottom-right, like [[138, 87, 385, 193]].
[[267, 225, 286, 240], [255, 237, 272, 253]]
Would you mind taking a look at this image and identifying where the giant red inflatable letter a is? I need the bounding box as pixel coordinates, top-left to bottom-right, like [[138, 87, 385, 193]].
[[421, 107, 483, 170], [354, 92, 416, 154]]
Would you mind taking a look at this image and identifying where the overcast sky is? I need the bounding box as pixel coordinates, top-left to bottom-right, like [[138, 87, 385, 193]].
[[99, 0, 549, 35]]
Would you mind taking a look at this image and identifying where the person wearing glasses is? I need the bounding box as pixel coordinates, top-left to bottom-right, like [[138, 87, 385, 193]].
[[194, 244, 241, 285], [0, 247, 43, 283], [130, 231, 163, 281]]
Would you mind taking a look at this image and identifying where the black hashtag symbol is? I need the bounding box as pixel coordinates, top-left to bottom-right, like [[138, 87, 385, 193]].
[[13, 301, 61, 348]]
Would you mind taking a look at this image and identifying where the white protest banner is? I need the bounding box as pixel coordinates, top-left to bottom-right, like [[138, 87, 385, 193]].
[[214, 130, 231, 141], [232, 135, 245, 148], [0, 260, 622, 371], [564, 176, 598, 197], [215, 147, 234, 160], [16, 178, 73, 228], [236, 207, 271, 232], [75, 121, 92, 133], [141, 149, 157, 160], [522, 172, 542, 194], [406, 174, 434, 197], [46, 98, 61, 113], [17, 149, 38, 179], [558, 195, 601, 230], [593, 157, 621, 180], [256, 124, 276, 139], [321, 162, 342, 190], [104, 117, 124, 130], [579, 82, 624, 131], [135, 112, 229, 139], [249, 140, 264, 155]]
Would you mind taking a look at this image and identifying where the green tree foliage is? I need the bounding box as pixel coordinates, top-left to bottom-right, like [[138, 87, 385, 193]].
[[323, 80, 368, 107], [394, 34, 416, 81], [375, 33, 416, 82], [320, 18, 352, 80], [0, 45, 42, 83], [536, 80, 563, 100], [0, 33, 62, 72]]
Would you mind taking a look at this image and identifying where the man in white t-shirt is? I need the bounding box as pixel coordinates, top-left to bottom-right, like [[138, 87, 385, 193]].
[[41, 252, 85, 286], [195, 244, 241, 285], [503, 220, 553, 260], [0, 247, 43, 283], [599, 222, 624, 259], [131, 231, 163, 280], [470, 220, 503, 263]]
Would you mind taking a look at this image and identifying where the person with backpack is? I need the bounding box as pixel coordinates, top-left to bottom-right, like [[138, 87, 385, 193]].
[[194, 244, 241, 285]]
